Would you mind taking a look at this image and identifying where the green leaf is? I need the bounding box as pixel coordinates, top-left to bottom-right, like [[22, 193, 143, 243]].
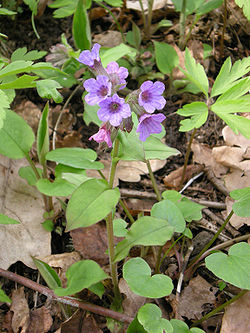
[[203, 43, 212, 59], [154, 41, 179, 75], [0, 109, 35, 159], [88, 282, 105, 298], [54, 260, 108, 296], [123, 258, 173, 298], [138, 304, 173, 333], [183, 228, 193, 239], [55, 164, 87, 178], [180, 48, 209, 97], [114, 216, 174, 262], [0, 288, 11, 303], [36, 79, 63, 103], [153, 19, 173, 33], [177, 102, 208, 132], [101, 44, 136, 67], [0, 7, 16, 15], [23, 0, 38, 14], [46, 147, 104, 169], [42, 219, 54, 231], [217, 77, 250, 101], [83, 98, 102, 126], [211, 99, 250, 139], [151, 199, 186, 233], [73, 0, 91, 51], [103, 0, 123, 6], [37, 102, 50, 165], [0, 214, 20, 224], [0, 60, 33, 79], [170, 319, 205, 333], [196, 0, 223, 15], [127, 316, 147, 333], [172, 0, 204, 14], [126, 22, 141, 49], [32, 257, 62, 290], [11, 47, 47, 61], [113, 219, 128, 237], [205, 242, 250, 290], [66, 179, 120, 230], [211, 57, 250, 97], [0, 75, 38, 89], [0, 90, 9, 129], [18, 166, 42, 186], [49, 0, 78, 18], [36, 178, 76, 196], [230, 187, 250, 217], [235, 0, 250, 20]]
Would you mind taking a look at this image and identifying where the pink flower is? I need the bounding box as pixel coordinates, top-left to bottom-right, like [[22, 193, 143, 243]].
[[89, 124, 112, 147], [136, 113, 166, 141], [106, 61, 128, 89]]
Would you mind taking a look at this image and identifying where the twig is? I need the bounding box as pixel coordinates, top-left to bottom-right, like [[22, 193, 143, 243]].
[[0, 268, 133, 324], [195, 218, 231, 242], [119, 188, 226, 209], [205, 167, 229, 197], [179, 172, 204, 194]]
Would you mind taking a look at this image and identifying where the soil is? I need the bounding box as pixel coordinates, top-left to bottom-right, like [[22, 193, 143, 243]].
[[0, 2, 249, 333]]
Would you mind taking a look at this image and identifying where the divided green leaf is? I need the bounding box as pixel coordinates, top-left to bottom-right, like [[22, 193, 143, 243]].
[[36, 79, 63, 103], [177, 102, 208, 132], [11, 47, 47, 62], [235, 0, 250, 20]]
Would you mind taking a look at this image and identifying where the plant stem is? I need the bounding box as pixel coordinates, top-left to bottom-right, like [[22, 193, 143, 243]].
[[0, 268, 133, 323], [184, 14, 200, 47], [31, 12, 40, 39], [220, 0, 227, 57], [188, 209, 234, 268], [179, 127, 197, 190], [52, 85, 81, 150], [119, 199, 135, 224], [138, 0, 147, 35], [95, 2, 126, 43], [179, 0, 187, 50], [191, 289, 247, 327], [146, 159, 162, 201], [106, 139, 121, 304], [146, 0, 154, 39]]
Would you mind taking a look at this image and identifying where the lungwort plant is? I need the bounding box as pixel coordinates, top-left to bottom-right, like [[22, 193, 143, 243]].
[[0, 40, 249, 333]]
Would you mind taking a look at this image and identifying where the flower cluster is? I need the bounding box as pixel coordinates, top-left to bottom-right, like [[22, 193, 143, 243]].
[[77, 44, 166, 147]]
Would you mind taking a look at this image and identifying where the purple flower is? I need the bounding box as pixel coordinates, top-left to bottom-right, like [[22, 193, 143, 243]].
[[89, 124, 112, 147], [77, 43, 101, 68], [138, 81, 166, 113], [97, 94, 131, 127], [136, 113, 166, 141], [83, 75, 112, 105], [106, 61, 128, 89]]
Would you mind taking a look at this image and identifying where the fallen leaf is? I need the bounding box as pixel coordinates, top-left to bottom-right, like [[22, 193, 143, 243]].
[[126, 0, 171, 11], [55, 130, 84, 148], [93, 31, 123, 48], [119, 278, 146, 317], [61, 310, 102, 333], [220, 291, 250, 333], [49, 106, 74, 136], [26, 307, 53, 333], [15, 101, 41, 134], [87, 159, 166, 184], [0, 157, 51, 269], [10, 288, 29, 333], [178, 275, 217, 320], [191, 141, 228, 177], [222, 126, 250, 150], [222, 197, 250, 229], [163, 164, 203, 188], [212, 146, 245, 170]]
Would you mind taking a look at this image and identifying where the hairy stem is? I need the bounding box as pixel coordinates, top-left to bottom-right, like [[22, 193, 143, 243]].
[[138, 0, 147, 35], [179, 0, 187, 50], [179, 127, 197, 190], [191, 290, 247, 327], [146, 0, 154, 39], [106, 139, 121, 304], [146, 159, 162, 201]]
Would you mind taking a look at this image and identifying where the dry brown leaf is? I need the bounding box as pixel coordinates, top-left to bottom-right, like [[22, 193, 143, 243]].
[[178, 275, 217, 320], [222, 126, 250, 150], [220, 291, 250, 333], [26, 307, 53, 333], [163, 164, 203, 188], [70, 224, 109, 266], [119, 278, 146, 317], [126, 0, 171, 11], [191, 141, 228, 177], [87, 159, 166, 184], [224, 170, 250, 192], [49, 106, 74, 135], [10, 288, 29, 333], [93, 31, 123, 47], [222, 197, 250, 229], [212, 146, 245, 169], [0, 157, 51, 269], [55, 130, 83, 148], [15, 101, 41, 134], [61, 310, 102, 333]]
